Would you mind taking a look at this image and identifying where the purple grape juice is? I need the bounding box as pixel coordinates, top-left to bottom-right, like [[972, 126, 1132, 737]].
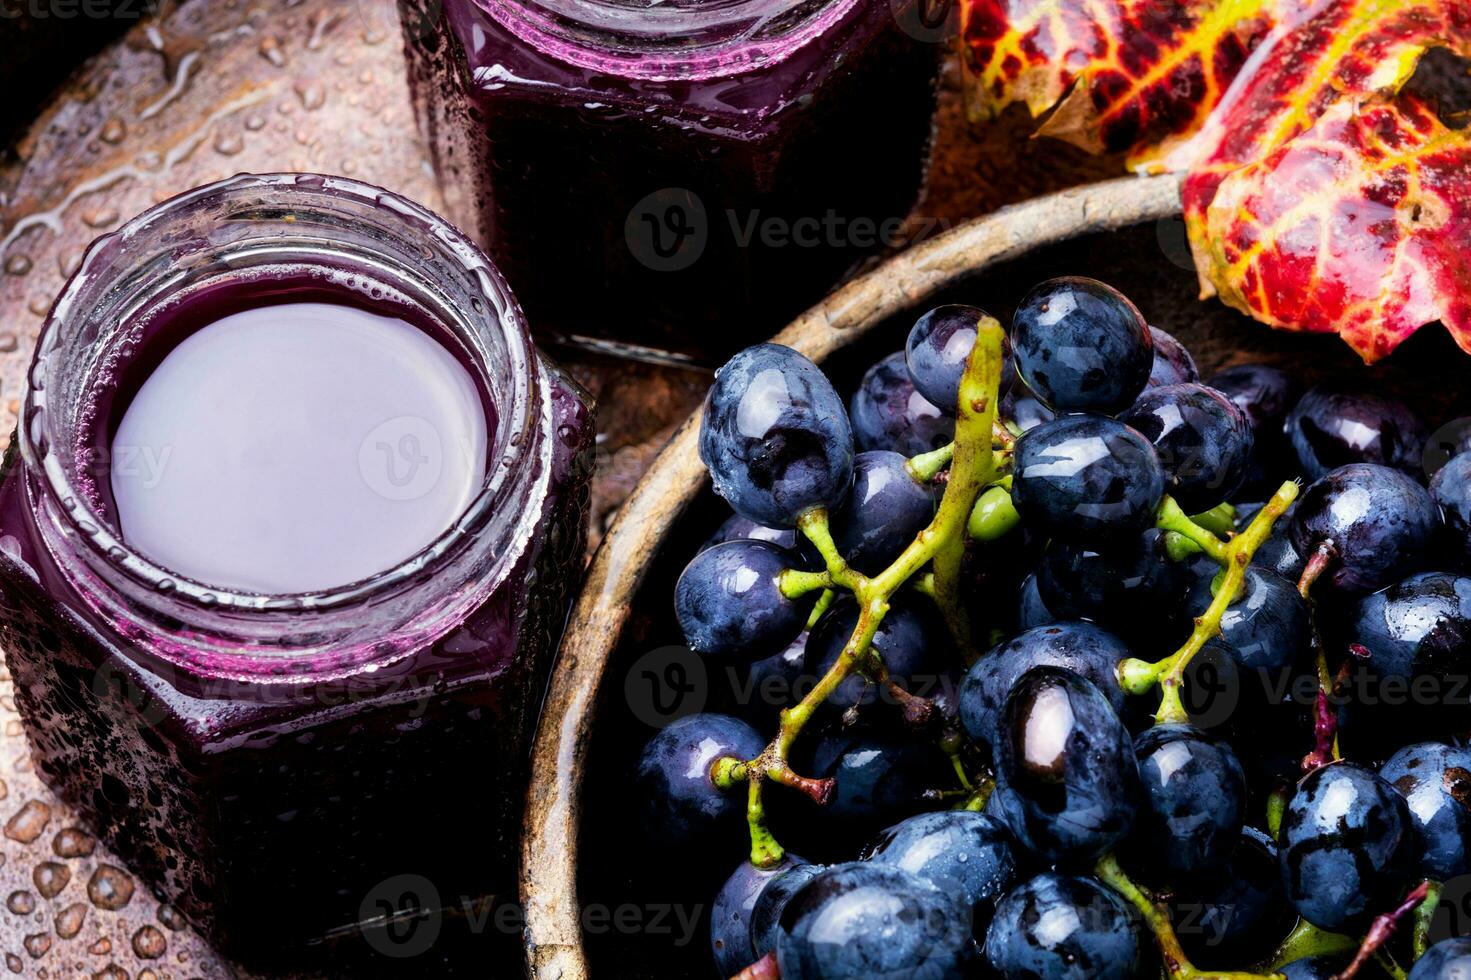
[[401, 0, 943, 358], [0, 175, 595, 965]]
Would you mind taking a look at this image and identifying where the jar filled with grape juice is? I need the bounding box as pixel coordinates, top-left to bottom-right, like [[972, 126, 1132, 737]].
[[401, 0, 944, 360], [0, 173, 595, 964]]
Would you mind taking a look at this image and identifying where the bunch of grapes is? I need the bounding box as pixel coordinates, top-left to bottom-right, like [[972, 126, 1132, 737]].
[[635, 277, 1471, 980]]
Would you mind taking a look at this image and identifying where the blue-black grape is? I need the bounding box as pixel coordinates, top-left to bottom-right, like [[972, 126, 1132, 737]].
[[957, 622, 1133, 750], [700, 343, 854, 528], [831, 451, 936, 575], [863, 810, 1017, 937], [775, 863, 977, 979], [750, 862, 826, 960], [702, 513, 800, 553], [1002, 388, 1055, 432], [1381, 741, 1471, 881], [1169, 827, 1290, 969], [739, 631, 809, 724], [804, 598, 948, 716], [850, 351, 954, 456], [1186, 566, 1309, 672], [1208, 363, 1298, 432], [1278, 761, 1412, 931], [1410, 938, 1471, 979], [1351, 572, 1471, 701], [1285, 385, 1429, 481], [1012, 415, 1165, 546], [711, 855, 803, 976], [1146, 326, 1199, 388], [1122, 382, 1254, 512], [1017, 572, 1059, 630], [676, 540, 813, 660], [1290, 463, 1440, 596], [1036, 529, 1190, 645], [808, 733, 950, 836], [636, 713, 764, 847], [905, 304, 1015, 412], [1129, 724, 1247, 877], [984, 873, 1141, 980], [990, 667, 1141, 863], [1282, 957, 1350, 979], [1431, 453, 1471, 569], [1011, 276, 1153, 413]]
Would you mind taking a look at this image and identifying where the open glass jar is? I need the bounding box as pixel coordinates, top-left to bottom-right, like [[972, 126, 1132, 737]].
[[0, 173, 594, 965], [401, 0, 943, 360]]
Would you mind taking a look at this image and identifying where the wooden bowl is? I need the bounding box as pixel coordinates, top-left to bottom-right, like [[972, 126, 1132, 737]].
[[520, 174, 1470, 980]]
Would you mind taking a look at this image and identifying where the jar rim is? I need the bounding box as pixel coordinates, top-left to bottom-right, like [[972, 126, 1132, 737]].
[[475, 0, 860, 80], [19, 173, 549, 672]]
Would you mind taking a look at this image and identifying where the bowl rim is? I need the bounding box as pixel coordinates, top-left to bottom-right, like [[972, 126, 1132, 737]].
[[518, 173, 1186, 980]]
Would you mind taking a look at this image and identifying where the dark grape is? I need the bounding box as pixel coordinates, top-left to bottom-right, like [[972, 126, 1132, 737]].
[[984, 873, 1141, 980], [1011, 276, 1153, 413], [1410, 938, 1471, 979], [1351, 572, 1471, 696], [1290, 463, 1439, 596], [808, 733, 950, 835], [711, 856, 803, 976], [775, 863, 976, 979], [990, 667, 1141, 863], [1285, 385, 1429, 481], [1016, 572, 1059, 630], [1381, 741, 1471, 881], [1282, 957, 1349, 979], [1036, 530, 1190, 645], [636, 714, 763, 847], [1129, 724, 1247, 877], [957, 623, 1133, 750], [702, 513, 801, 553], [850, 351, 954, 456], [1146, 326, 1200, 388], [1278, 761, 1412, 931], [831, 451, 936, 575], [750, 862, 826, 960], [739, 631, 809, 724], [1122, 383, 1254, 512], [1208, 363, 1297, 432], [700, 343, 854, 528], [1254, 524, 1307, 583], [905, 304, 1015, 412], [1431, 453, 1471, 569], [1002, 389, 1055, 432], [676, 540, 813, 660], [1186, 566, 1309, 672], [804, 598, 948, 716], [863, 810, 1017, 937], [1012, 415, 1165, 546], [1170, 827, 1290, 969]]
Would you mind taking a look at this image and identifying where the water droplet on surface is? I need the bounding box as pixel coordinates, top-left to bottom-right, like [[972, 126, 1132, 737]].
[[86, 938, 110, 956], [294, 80, 326, 111], [258, 36, 286, 67], [54, 903, 86, 939], [23, 933, 50, 959], [6, 891, 34, 915], [244, 113, 266, 131], [28, 297, 49, 318], [32, 862, 69, 899], [213, 131, 243, 156], [155, 904, 184, 932], [86, 865, 134, 911], [4, 800, 51, 843], [0, 334, 18, 353], [52, 826, 94, 858], [58, 250, 83, 278], [4, 255, 32, 276], [131, 926, 165, 960], [4, 952, 18, 974], [83, 208, 119, 229], [99, 118, 126, 144]]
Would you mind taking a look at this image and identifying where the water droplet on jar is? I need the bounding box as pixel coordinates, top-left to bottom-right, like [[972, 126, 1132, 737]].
[[131, 925, 165, 960], [4, 800, 51, 843], [258, 36, 286, 67], [99, 118, 126, 144], [54, 903, 86, 939], [32, 862, 69, 899], [213, 131, 243, 157], [52, 827, 94, 858], [4, 255, 32, 277], [22, 933, 50, 959], [85, 865, 134, 911]]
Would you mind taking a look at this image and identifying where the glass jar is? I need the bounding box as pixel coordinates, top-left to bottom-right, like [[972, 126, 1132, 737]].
[[400, 0, 943, 361], [0, 173, 595, 966]]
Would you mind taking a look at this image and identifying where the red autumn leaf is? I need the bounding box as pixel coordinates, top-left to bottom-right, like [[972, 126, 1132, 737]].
[[1201, 96, 1471, 362], [1175, 0, 1471, 276], [959, 0, 1275, 159]]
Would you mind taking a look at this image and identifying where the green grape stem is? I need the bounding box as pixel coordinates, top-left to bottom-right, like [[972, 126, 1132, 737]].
[[1118, 480, 1300, 724], [1095, 853, 1284, 980], [729, 318, 1007, 867], [1413, 881, 1443, 960], [1266, 920, 1357, 973]]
